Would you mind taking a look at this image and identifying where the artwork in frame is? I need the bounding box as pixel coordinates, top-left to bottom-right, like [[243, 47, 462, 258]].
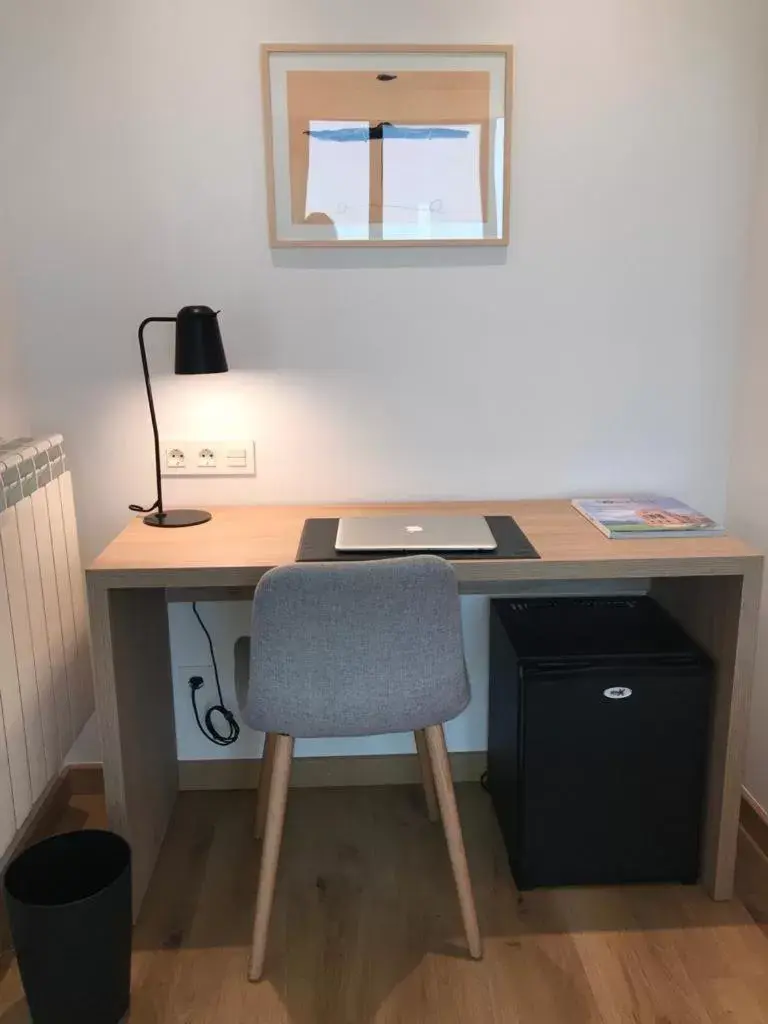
[[261, 44, 514, 247]]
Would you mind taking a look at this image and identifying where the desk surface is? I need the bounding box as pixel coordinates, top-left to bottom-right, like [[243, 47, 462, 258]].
[[88, 500, 761, 591]]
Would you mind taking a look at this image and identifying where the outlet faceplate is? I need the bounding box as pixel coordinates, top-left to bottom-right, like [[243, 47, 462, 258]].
[[181, 665, 215, 691], [161, 440, 255, 477]]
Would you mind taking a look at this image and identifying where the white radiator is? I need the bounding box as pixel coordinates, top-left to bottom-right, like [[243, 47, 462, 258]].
[[0, 435, 93, 856]]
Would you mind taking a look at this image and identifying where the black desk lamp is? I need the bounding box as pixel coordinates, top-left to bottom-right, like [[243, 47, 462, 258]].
[[130, 305, 228, 528]]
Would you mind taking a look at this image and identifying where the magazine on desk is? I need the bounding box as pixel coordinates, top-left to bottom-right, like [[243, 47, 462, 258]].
[[572, 496, 725, 540]]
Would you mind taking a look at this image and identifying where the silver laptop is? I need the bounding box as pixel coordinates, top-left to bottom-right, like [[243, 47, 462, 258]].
[[335, 514, 498, 553]]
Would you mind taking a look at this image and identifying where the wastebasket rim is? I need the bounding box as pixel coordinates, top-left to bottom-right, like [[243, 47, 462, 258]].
[[3, 830, 131, 908]]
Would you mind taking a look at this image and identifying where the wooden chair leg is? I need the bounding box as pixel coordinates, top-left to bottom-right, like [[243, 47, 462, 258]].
[[255, 732, 278, 839], [249, 733, 294, 981], [414, 729, 439, 822], [424, 724, 482, 960]]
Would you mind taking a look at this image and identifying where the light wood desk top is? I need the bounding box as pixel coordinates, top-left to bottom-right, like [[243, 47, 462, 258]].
[[88, 500, 761, 591]]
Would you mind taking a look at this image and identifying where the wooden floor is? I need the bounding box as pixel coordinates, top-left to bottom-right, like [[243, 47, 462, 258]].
[[2, 784, 768, 1023]]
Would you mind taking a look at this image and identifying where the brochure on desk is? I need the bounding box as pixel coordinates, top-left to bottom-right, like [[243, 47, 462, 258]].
[[572, 497, 725, 540]]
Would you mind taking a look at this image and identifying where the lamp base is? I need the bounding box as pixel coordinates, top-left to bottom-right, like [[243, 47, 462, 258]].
[[143, 509, 212, 528]]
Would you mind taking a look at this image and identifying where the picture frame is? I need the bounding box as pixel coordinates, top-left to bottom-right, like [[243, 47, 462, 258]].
[[261, 44, 514, 248]]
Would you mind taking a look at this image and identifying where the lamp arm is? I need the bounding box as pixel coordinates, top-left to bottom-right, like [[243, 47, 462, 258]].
[[129, 316, 176, 518]]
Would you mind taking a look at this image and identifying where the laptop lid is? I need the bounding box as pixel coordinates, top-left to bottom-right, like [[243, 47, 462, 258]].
[[335, 515, 498, 553]]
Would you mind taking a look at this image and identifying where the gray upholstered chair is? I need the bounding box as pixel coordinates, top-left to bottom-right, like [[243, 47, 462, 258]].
[[235, 554, 482, 981]]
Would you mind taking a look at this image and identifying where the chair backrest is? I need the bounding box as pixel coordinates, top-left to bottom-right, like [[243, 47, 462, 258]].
[[239, 555, 470, 738]]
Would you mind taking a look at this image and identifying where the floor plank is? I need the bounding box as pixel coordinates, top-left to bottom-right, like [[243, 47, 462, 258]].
[[2, 784, 768, 1023]]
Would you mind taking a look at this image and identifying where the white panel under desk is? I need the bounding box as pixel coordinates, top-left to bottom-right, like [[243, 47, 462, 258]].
[[168, 579, 649, 763]]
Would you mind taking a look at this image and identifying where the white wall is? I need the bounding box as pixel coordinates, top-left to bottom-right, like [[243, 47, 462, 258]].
[[728, 85, 768, 814], [2, 0, 767, 761], [0, 263, 28, 439]]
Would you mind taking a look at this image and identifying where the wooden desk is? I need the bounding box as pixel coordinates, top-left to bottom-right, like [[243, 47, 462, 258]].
[[87, 500, 763, 913]]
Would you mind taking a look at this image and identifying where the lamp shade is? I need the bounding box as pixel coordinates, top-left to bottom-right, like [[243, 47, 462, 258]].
[[174, 306, 228, 375]]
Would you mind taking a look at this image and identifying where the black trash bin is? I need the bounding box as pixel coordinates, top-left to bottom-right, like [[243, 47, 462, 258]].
[[3, 830, 132, 1024]]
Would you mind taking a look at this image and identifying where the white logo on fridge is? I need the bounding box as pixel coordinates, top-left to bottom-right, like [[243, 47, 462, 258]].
[[603, 686, 633, 700]]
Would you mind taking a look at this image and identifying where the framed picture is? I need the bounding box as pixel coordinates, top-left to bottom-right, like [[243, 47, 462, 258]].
[[261, 44, 514, 248]]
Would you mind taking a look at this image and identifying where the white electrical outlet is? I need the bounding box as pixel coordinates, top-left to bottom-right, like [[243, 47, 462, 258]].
[[180, 665, 218, 714], [197, 446, 216, 469], [161, 440, 255, 477], [182, 665, 215, 690], [166, 446, 186, 469]]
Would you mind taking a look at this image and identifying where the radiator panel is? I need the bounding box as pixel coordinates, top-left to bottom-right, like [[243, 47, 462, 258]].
[[0, 437, 93, 855]]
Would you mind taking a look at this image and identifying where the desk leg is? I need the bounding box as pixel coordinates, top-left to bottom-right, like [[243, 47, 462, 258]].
[[87, 582, 178, 916], [652, 569, 762, 900]]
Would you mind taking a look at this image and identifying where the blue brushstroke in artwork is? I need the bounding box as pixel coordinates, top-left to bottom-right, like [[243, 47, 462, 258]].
[[304, 121, 470, 142]]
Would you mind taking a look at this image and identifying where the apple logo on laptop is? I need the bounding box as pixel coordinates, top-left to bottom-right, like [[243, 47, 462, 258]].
[[405, 525, 424, 533]]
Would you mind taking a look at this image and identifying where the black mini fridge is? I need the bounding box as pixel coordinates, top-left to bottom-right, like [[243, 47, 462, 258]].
[[487, 596, 713, 889]]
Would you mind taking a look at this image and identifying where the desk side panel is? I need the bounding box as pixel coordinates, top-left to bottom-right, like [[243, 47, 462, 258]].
[[87, 581, 178, 914], [652, 563, 763, 899]]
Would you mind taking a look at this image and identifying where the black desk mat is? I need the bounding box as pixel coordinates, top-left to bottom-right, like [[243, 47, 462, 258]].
[[296, 515, 540, 562]]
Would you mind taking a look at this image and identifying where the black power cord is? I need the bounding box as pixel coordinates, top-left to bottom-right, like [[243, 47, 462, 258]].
[[128, 499, 159, 514], [189, 602, 240, 747]]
